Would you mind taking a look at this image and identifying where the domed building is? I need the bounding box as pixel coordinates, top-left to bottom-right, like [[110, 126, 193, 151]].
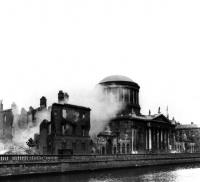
[[99, 75, 140, 115], [96, 75, 176, 155]]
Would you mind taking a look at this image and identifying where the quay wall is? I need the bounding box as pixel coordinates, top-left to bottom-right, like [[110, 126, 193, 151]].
[[0, 153, 200, 176]]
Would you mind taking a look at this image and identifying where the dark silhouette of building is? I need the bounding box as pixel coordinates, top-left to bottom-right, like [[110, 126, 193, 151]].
[[99, 75, 141, 115], [175, 122, 200, 153], [0, 101, 14, 143], [37, 91, 91, 155], [96, 75, 176, 155], [27, 96, 48, 127]]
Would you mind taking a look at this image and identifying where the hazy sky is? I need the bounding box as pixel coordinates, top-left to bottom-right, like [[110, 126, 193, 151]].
[[0, 0, 200, 125]]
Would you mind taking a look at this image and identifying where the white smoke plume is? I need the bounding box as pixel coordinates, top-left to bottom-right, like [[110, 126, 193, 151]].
[[11, 103, 51, 149], [0, 85, 123, 153], [69, 85, 125, 137]]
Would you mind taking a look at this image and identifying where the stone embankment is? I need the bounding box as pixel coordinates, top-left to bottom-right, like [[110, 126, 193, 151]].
[[0, 153, 200, 176]]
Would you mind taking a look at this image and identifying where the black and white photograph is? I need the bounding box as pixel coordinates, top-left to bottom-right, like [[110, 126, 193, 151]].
[[0, 0, 200, 181]]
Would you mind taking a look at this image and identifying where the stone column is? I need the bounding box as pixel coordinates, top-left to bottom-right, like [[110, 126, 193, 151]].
[[165, 130, 168, 150], [152, 129, 154, 150], [154, 129, 157, 150], [157, 129, 159, 150], [159, 129, 161, 150], [173, 132, 176, 150], [160, 129, 163, 150], [163, 130, 165, 150], [149, 128, 152, 150], [131, 128, 134, 153], [167, 130, 169, 150], [146, 128, 148, 150], [135, 129, 137, 151]]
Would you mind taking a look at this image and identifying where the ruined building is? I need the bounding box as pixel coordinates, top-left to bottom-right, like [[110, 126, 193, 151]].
[[0, 101, 14, 143], [175, 122, 200, 153], [27, 96, 49, 127], [36, 91, 92, 155]]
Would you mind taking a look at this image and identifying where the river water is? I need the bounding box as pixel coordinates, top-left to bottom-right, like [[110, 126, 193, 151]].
[[3, 164, 200, 182]]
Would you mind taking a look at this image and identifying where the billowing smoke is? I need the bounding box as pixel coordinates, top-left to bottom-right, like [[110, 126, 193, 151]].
[[0, 84, 123, 153], [11, 103, 51, 151], [69, 85, 124, 137]]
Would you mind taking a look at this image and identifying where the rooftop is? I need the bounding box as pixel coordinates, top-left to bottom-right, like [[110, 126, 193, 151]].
[[100, 75, 134, 83], [176, 124, 199, 129], [52, 103, 91, 111], [113, 113, 172, 124]]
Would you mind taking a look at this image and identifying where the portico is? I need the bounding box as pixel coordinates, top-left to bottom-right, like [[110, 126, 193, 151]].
[[97, 75, 176, 154]]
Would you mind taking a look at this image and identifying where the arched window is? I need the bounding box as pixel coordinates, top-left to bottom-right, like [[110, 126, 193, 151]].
[[102, 146, 105, 155], [122, 143, 125, 154], [130, 89, 133, 104], [127, 144, 130, 153], [117, 143, 120, 154], [134, 91, 137, 104], [81, 143, 86, 151], [4, 115, 6, 123], [61, 141, 67, 149], [72, 142, 76, 150], [113, 146, 117, 154]]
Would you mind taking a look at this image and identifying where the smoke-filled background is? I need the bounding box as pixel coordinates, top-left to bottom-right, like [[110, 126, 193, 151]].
[[0, 103, 51, 154], [12, 105, 51, 147], [1, 0, 200, 127], [69, 85, 124, 136], [0, 85, 124, 153]]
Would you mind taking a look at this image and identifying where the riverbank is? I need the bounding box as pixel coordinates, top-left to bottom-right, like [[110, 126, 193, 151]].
[[1, 153, 200, 177]]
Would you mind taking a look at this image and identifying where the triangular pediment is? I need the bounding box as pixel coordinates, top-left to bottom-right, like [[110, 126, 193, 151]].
[[152, 114, 170, 123]]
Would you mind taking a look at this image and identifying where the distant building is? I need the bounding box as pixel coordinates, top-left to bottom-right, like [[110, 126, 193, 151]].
[[96, 75, 176, 155], [27, 96, 48, 127], [36, 91, 92, 155], [175, 122, 200, 153], [0, 101, 14, 143]]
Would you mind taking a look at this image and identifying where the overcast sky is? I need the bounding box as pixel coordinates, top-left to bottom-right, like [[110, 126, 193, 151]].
[[0, 0, 200, 125]]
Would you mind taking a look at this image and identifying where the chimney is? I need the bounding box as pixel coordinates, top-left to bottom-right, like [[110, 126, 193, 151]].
[[40, 96, 47, 108], [0, 100, 3, 111], [64, 92, 69, 103], [58, 90, 64, 104], [158, 107, 161, 114], [11, 102, 17, 110]]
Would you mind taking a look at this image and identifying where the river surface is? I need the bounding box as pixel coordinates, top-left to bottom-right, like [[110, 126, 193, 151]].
[[3, 164, 200, 182]]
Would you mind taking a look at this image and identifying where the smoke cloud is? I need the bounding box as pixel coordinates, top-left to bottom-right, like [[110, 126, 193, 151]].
[[12, 105, 51, 148], [0, 102, 50, 154], [0, 84, 123, 153], [69, 85, 124, 137]]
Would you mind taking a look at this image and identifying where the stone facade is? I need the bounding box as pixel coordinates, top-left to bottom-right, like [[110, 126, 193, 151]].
[[0, 101, 14, 143], [175, 123, 200, 153], [99, 75, 141, 115], [96, 75, 176, 155], [37, 91, 92, 155]]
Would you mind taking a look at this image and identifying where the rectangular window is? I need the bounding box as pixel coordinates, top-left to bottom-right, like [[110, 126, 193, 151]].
[[81, 143, 86, 151], [4, 115, 6, 122], [62, 125, 66, 135], [72, 142, 76, 150], [48, 124, 51, 135], [82, 126, 86, 136], [124, 89, 129, 102], [134, 91, 137, 104], [62, 142, 67, 149], [72, 125, 76, 135]]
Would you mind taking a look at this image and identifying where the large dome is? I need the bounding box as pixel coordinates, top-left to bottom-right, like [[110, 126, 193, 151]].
[[99, 75, 141, 115], [99, 75, 139, 87], [99, 75, 138, 84]]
